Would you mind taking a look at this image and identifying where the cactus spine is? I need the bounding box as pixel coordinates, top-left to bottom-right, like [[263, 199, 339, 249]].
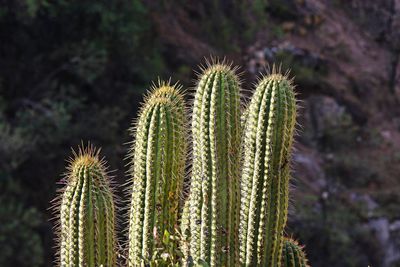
[[239, 70, 296, 266], [187, 63, 241, 266], [127, 82, 187, 266], [282, 238, 309, 267], [59, 145, 116, 267]]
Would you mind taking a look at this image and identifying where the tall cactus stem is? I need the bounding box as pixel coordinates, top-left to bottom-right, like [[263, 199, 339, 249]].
[[239, 67, 297, 266], [127, 81, 187, 266], [188, 61, 242, 266]]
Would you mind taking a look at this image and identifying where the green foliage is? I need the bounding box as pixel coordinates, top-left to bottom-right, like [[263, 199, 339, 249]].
[[239, 70, 297, 266], [374, 191, 400, 221], [265, 0, 299, 20], [0, 196, 44, 267], [291, 187, 381, 266], [127, 82, 187, 266], [163, 0, 268, 50], [274, 50, 327, 86], [325, 153, 380, 188], [318, 112, 360, 152], [1, 1, 164, 264]]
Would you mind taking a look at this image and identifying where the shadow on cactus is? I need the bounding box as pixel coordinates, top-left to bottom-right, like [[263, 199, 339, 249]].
[[52, 60, 310, 267]]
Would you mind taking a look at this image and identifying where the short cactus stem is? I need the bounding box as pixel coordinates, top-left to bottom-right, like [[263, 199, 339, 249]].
[[187, 62, 242, 266], [58, 145, 116, 267], [127, 81, 187, 266], [239, 69, 297, 266], [282, 238, 309, 267]]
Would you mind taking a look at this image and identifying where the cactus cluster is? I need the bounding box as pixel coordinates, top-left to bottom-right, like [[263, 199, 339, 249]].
[[54, 60, 309, 267]]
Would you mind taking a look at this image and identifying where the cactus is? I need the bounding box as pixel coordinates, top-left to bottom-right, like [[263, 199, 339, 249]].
[[127, 81, 187, 266], [239, 69, 297, 266], [58, 145, 116, 267], [186, 62, 242, 266], [282, 238, 309, 267], [52, 61, 310, 267]]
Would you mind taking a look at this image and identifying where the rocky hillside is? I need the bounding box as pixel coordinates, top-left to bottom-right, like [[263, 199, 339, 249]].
[[146, 0, 400, 266]]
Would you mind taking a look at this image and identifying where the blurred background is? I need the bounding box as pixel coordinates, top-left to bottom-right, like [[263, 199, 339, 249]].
[[1, 0, 400, 266]]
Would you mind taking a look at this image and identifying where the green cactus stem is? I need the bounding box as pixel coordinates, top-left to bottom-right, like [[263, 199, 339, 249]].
[[58, 145, 116, 267], [187, 62, 241, 266], [127, 81, 187, 266], [180, 197, 191, 265], [282, 238, 309, 267], [239, 68, 297, 266]]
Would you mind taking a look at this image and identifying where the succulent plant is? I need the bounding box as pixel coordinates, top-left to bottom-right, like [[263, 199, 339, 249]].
[[282, 238, 309, 267], [53, 62, 309, 267], [57, 145, 117, 267], [185, 62, 242, 266], [239, 68, 297, 266], [127, 81, 187, 266]]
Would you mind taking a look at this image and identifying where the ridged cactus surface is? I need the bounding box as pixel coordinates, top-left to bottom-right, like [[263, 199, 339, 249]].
[[127, 82, 187, 266], [239, 70, 297, 266], [187, 63, 241, 266], [282, 238, 309, 267], [58, 145, 116, 267], [180, 197, 191, 263]]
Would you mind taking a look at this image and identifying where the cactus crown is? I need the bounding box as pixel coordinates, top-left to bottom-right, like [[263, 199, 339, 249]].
[[282, 238, 309, 267], [144, 79, 186, 102], [68, 146, 105, 182]]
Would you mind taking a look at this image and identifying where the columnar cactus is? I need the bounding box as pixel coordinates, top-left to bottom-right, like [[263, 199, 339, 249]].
[[58, 145, 116, 267], [186, 62, 242, 266], [53, 61, 310, 267], [239, 69, 297, 266], [127, 82, 187, 266], [282, 238, 309, 267]]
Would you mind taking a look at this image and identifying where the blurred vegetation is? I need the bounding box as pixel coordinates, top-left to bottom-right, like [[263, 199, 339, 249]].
[[290, 189, 382, 267], [0, 1, 165, 266], [0, 195, 44, 266]]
